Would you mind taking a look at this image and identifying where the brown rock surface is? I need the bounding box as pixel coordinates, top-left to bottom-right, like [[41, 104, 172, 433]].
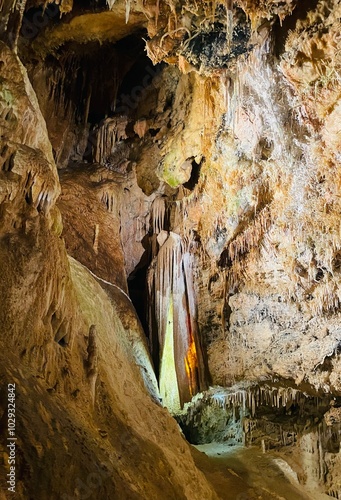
[[1, 0, 341, 497], [0, 30, 218, 500]]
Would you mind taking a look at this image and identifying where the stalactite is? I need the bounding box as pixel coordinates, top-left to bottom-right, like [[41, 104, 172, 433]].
[[151, 196, 166, 235], [93, 224, 99, 254], [94, 117, 128, 166], [222, 206, 272, 292], [175, 385, 339, 469], [111, 65, 120, 112], [107, 0, 117, 9], [223, 57, 246, 133], [148, 231, 207, 412], [221, 70, 230, 111], [211, 0, 217, 21], [155, 0, 160, 28], [209, 384, 311, 418], [225, 0, 233, 51], [228, 206, 271, 261], [125, 0, 131, 24], [100, 187, 119, 213], [84, 83, 92, 125]]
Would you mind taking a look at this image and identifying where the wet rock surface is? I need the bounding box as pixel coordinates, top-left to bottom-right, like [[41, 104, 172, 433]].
[[0, 0, 341, 498]]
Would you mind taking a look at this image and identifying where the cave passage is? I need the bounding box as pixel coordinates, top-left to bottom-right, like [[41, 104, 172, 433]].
[[35, 26, 210, 413], [2, 0, 341, 498]]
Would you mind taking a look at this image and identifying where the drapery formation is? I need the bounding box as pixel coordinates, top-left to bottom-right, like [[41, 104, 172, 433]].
[[148, 220, 208, 412]]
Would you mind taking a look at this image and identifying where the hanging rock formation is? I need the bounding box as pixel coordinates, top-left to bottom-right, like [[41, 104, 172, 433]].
[[147, 231, 208, 412], [0, 12, 218, 500], [0, 0, 341, 498]]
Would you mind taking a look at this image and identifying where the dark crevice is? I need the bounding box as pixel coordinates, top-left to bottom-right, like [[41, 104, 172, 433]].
[[183, 158, 203, 191], [20, 5, 61, 42], [115, 57, 164, 117], [57, 336, 69, 347], [71, 0, 107, 11], [128, 266, 149, 336], [149, 128, 160, 137], [3, 153, 15, 172], [272, 0, 320, 57], [127, 235, 159, 372]]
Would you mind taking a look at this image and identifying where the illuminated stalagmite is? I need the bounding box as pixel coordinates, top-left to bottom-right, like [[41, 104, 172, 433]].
[[148, 199, 208, 412]]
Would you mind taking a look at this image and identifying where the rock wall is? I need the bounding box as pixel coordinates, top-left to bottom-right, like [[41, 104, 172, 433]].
[[127, 0, 341, 399], [0, 32, 219, 500], [1, 0, 341, 497]]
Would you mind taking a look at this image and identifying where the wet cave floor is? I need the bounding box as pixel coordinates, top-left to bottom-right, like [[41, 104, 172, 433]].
[[191, 443, 326, 500]]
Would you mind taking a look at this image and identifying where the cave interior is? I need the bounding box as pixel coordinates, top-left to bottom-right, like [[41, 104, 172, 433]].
[[0, 0, 341, 498]]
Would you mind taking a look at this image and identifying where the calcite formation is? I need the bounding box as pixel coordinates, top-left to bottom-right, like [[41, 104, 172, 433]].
[[0, 0, 341, 498]]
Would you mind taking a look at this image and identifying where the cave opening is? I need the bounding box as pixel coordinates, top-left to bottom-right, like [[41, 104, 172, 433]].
[[183, 158, 203, 191], [80, 35, 164, 163], [176, 384, 341, 449], [24, 28, 163, 166], [272, 0, 320, 57], [127, 235, 152, 344], [55, 33, 149, 126], [20, 4, 61, 42], [87, 33, 150, 123]]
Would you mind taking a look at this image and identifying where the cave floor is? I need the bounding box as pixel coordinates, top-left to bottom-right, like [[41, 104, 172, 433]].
[[191, 443, 328, 500]]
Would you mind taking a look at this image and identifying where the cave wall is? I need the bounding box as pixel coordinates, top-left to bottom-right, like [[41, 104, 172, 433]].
[[188, 1, 341, 396], [0, 0, 341, 497], [0, 17, 220, 500], [127, 0, 341, 398]]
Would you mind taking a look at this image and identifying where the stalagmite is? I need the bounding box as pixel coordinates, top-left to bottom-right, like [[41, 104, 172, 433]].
[[148, 231, 207, 412], [93, 224, 99, 254]]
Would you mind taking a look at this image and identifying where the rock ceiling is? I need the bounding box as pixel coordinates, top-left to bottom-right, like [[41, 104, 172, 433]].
[[0, 0, 341, 497]]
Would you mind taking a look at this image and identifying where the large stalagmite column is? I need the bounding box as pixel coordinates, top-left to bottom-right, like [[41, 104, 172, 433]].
[[148, 230, 207, 413]]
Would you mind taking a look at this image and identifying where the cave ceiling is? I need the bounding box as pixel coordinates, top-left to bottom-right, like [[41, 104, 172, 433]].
[[0, 0, 341, 497]]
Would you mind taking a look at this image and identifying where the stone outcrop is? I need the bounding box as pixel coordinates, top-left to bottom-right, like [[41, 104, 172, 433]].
[[0, 27, 218, 500], [0, 0, 341, 498]]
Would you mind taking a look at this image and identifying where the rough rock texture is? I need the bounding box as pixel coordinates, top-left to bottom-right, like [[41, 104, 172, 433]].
[[58, 165, 128, 291], [1, 0, 341, 497], [129, 0, 341, 399], [0, 34, 219, 500]]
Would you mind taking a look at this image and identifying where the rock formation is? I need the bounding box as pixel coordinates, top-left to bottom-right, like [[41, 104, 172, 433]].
[[0, 0, 340, 498]]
